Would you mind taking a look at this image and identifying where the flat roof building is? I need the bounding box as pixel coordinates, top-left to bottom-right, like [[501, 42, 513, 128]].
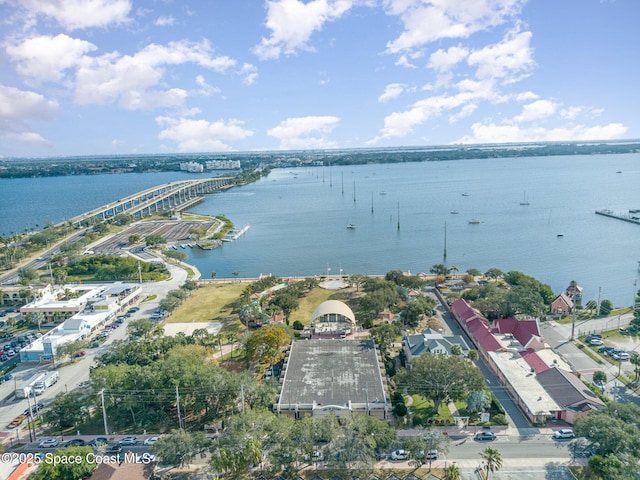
[[276, 339, 390, 420]]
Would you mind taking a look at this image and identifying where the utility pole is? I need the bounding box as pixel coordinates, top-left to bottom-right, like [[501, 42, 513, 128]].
[[99, 389, 109, 435], [176, 385, 183, 429], [25, 394, 35, 442]]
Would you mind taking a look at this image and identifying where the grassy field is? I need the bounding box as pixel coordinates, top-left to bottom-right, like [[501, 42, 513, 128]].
[[167, 283, 245, 325], [166, 282, 357, 331], [292, 286, 356, 325]]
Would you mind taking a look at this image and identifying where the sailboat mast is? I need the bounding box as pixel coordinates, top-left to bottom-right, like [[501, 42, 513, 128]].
[[341, 172, 344, 196], [371, 192, 374, 214], [443, 221, 447, 260], [397, 202, 400, 230], [353, 180, 356, 203]]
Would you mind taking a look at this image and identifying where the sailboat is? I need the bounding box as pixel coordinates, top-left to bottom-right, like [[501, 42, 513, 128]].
[[519, 192, 530, 206], [468, 218, 480, 225], [461, 191, 471, 197], [346, 218, 356, 229]]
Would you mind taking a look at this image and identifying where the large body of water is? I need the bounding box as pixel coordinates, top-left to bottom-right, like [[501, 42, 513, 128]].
[[1, 154, 639, 306]]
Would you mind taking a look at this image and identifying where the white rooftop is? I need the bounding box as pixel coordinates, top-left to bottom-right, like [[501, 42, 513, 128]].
[[489, 350, 560, 416]]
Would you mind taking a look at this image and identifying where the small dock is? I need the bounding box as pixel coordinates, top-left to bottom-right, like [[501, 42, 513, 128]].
[[232, 225, 251, 240], [223, 225, 251, 242], [595, 209, 640, 225]]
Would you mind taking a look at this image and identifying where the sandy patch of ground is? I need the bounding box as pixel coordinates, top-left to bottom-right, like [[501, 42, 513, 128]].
[[163, 321, 222, 337]]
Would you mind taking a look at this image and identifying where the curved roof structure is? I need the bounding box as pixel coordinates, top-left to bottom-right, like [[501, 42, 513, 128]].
[[311, 300, 355, 325]]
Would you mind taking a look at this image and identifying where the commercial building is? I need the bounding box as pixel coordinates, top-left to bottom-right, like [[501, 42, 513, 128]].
[[276, 338, 390, 420], [19, 283, 141, 362], [449, 298, 604, 424]]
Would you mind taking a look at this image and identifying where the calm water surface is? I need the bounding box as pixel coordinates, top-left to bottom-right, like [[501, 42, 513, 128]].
[[1, 155, 639, 306]]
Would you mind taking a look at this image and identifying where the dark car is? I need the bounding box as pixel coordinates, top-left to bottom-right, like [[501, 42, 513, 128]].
[[475, 431, 496, 441], [88, 437, 108, 448], [105, 443, 122, 454], [65, 439, 86, 447]]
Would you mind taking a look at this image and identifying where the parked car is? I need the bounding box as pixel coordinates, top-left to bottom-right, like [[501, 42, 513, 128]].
[[553, 428, 575, 439], [598, 346, 615, 354], [73, 350, 86, 358], [105, 443, 122, 454], [390, 449, 410, 460], [88, 437, 108, 447], [423, 450, 438, 460], [39, 438, 59, 448], [118, 436, 137, 446], [143, 436, 159, 446], [65, 439, 86, 447], [475, 431, 496, 441], [588, 338, 603, 346], [611, 351, 630, 361]]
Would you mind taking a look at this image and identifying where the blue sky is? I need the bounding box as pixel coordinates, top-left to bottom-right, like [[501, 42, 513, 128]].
[[1, 0, 638, 158]]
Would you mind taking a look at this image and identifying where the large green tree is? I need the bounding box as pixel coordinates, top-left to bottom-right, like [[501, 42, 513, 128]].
[[152, 429, 211, 469], [31, 446, 96, 480], [397, 353, 486, 412]]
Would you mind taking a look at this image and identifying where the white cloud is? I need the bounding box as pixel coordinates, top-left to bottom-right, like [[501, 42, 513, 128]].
[[194, 75, 221, 97], [253, 0, 354, 60], [239, 63, 259, 85], [74, 40, 236, 107], [19, 0, 132, 30], [378, 83, 407, 103], [155, 16, 176, 27], [456, 122, 628, 144], [156, 116, 254, 152], [513, 99, 558, 122], [120, 88, 188, 110], [6, 34, 97, 83], [467, 26, 534, 83], [267, 115, 340, 149], [0, 84, 58, 146], [448, 103, 477, 123], [372, 92, 476, 141], [384, 0, 526, 54], [428, 45, 469, 73]]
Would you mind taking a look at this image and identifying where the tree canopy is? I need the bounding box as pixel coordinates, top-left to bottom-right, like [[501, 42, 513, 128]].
[[397, 353, 486, 412]]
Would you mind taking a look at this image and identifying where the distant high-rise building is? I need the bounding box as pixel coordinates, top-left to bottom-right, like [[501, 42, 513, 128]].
[[205, 160, 241, 170], [179, 161, 204, 173]]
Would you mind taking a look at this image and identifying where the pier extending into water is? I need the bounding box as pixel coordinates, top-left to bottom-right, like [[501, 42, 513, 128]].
[[595, 209, 640, 225]]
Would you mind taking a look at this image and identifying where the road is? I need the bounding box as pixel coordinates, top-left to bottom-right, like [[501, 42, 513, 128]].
[[541, 315, 640, 406], [0, 263, 188, 445], [426, 288, 536, 432]]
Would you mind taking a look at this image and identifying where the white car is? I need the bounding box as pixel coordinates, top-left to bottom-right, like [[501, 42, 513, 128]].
[[390, 449, 410, 460], [39, 438, 59, 448], [553, 429, 575, 439], [143, 436, 159, 446]]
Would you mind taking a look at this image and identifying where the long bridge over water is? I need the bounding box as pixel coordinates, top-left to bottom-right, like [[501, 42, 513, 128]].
[[69, 177, 233, 228]]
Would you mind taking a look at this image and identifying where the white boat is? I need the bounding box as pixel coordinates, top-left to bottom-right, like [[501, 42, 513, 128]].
[[468, 219, 480, 224], [520, 192, 530, 206], [461, 192, 471, 197], [450, 210, 459, 214], [346, 224, 357, 230]]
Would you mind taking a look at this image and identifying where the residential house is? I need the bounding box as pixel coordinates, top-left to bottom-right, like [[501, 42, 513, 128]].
[[550, 292, 574, 315], [402, 328, 471, 366]]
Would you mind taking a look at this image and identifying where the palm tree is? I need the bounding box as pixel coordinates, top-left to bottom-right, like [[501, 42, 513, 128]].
[[480, 446, 503, 479], [630, 352, 640, 381], [443, 464, 461, 480]]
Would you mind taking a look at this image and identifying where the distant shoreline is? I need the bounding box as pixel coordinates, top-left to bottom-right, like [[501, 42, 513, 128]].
[[1, 141, 639, 179]]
